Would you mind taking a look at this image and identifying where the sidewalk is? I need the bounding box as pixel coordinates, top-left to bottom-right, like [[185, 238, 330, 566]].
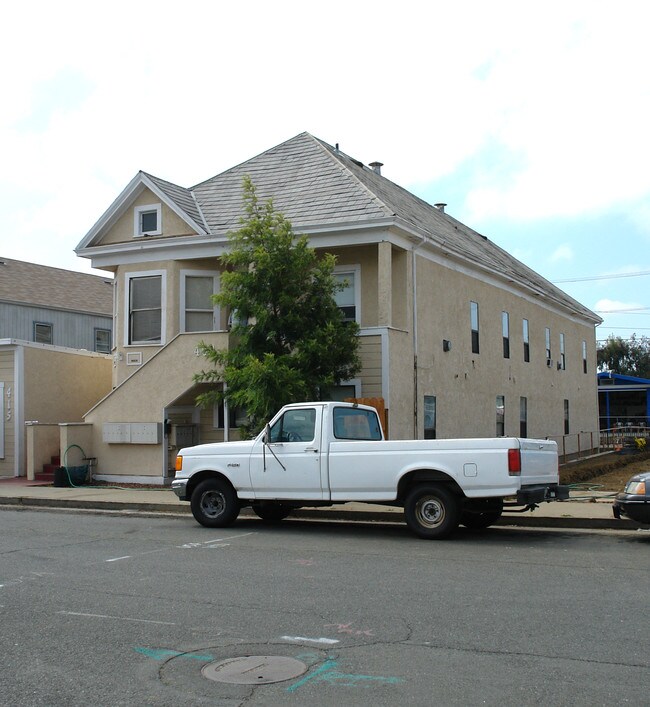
[[0, 477, 637, 531]]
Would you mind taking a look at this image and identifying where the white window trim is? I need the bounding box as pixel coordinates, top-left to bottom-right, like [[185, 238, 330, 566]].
[[180, 270, 220, 333], [134, 203, 162, 237], [124, 270, 167, 346], [333, 264, 361, 325]]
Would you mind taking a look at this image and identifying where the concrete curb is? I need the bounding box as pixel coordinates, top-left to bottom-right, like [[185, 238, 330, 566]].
[[0, 495, 639, 531]]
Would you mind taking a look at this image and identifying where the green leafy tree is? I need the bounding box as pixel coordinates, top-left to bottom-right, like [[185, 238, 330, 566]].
[[597, 334, 650, 378], [194, 177, 361, 437]]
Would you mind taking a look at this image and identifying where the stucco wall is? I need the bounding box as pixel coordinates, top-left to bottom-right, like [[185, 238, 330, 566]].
[[413, 254, 599, 440]]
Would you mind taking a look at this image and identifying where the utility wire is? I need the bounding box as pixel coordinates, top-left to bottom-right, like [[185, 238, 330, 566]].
[[552, 270, 650, 283]]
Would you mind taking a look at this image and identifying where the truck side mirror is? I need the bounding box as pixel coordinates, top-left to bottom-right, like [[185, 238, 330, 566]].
[[263, 423, 271, 444]]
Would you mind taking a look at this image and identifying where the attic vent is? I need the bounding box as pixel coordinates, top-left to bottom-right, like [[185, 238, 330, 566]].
[[369, 161, 383, 175], [434, 203, 447, 213]]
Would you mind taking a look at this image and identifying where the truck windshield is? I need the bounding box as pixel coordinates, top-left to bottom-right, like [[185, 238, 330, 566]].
[[333, 407, 382, 440]]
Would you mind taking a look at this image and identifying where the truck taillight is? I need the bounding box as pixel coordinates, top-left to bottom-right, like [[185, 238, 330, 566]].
[[175, 455, 183, 473], [508, 448, 521, 475]]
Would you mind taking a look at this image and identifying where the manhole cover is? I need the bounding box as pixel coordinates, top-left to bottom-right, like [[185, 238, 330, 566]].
[[202, 655, 307, 685]]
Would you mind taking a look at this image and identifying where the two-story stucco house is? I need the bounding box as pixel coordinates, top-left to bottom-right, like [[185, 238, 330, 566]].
[[0, 258, 114, 477], [74, 132, 601, 483]]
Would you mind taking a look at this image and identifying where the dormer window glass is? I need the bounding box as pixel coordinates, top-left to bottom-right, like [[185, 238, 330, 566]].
[[134, 204, 162, 237]]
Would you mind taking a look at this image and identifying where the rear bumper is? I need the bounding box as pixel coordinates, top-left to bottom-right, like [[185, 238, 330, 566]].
[[516, 484, 570, 504]]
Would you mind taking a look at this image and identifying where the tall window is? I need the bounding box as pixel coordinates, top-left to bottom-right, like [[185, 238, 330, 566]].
[[181, 272, 218, 332], [559, 333, 566, 370], [333, 267, 360, 323], [496, 396, 505, 436], [33, 322, 53, 345], [545, 327, 551, 361], [424, 395, 436, 440], [502, 311, 510, 358], [470, 301, 480, 354], [127, 273, 163, 344], [582, 340, 588, 374], [519, 396, 528, 437], [523, 319, 530, 362], [564, 399, 570, 434]]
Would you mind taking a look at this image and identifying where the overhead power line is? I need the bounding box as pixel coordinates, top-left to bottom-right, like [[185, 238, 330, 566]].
[[552, 269, 650, 283]]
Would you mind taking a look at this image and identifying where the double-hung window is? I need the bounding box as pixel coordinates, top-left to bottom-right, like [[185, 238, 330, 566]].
[[470, 301, 480, 354], [333, 265, 360, 323], [181, 271, 219, 332], [502, 311, 510, 358], [126, 272, 165, 345], [95, 328, 111, 353]]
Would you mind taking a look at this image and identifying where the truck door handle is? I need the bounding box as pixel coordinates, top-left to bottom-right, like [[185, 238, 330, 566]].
[[304, 447, 319, 453]]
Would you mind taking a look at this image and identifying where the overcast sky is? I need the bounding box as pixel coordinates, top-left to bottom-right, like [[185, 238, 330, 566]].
[[2, 0, 648, 342]]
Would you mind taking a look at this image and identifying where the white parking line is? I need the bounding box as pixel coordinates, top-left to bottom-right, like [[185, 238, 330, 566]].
[[57, 611, 176, 626], [281, 636, 339, 645], [105, 555, 131, 562]]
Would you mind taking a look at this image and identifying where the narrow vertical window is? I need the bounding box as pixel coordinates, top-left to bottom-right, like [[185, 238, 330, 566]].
[[502, 311, 510, 358], [470, 301, 480, 354], [333, 267, 360, 323], [128, 275, 162, 344], [182, 274, 217, 332], [523, 319, 530, 362], [94, 328, 111, 353], [582, 340, 587, 374], [496, 395, 505, 437], [519, 396, 527, 438], [545, 327, 551, 361], [424, 396, 436, 440], [564, 399, 570, 434], [559, 333, 566, 370]]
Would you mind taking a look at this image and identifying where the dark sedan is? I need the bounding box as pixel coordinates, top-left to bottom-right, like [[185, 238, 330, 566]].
[[613, 471, 650, 525]]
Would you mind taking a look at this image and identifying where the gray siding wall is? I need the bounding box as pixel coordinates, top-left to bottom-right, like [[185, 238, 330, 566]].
[[0, 303, 112, 352]]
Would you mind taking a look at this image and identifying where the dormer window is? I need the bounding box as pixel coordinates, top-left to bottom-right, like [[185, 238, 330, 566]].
[[134, 204, 162, 237]]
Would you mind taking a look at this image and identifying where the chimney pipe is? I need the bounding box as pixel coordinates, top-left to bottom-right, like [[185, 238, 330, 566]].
[[434, 203, 447, 213], [369, 161, 383, 175]]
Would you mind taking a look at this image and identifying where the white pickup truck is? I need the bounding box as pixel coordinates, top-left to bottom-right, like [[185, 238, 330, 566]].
[[171, 401, 568, 539]]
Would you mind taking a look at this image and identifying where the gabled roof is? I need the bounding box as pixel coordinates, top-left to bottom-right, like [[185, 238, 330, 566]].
[[0, 257, 113, 315], [77, 132, 600, 323]]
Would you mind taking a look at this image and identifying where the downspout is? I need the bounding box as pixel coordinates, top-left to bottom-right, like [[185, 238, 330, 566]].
[[411, 234, 427, 438]]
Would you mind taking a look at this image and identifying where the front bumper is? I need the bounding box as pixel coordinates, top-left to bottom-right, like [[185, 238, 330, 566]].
[[613, 496, 650, 524], [171, 478, 188, 501], [516, 484, 570, 504]]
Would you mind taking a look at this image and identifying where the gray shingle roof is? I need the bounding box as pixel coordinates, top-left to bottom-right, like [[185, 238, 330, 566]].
[[0, 257, 113, 315]]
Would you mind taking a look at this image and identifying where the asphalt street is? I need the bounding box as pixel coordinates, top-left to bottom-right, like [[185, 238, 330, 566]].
[[1, 508, 648, 706]]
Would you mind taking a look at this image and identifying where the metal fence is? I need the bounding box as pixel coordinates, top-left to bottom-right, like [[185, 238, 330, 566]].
[[549, 426, 649, 464]]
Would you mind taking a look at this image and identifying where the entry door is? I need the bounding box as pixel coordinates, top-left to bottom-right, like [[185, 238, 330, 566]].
[[249, 406, 324, 500]]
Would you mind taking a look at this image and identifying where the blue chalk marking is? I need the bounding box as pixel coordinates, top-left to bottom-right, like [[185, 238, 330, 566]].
[[287, 660, 403, 692], [135, 647, 214, 662]]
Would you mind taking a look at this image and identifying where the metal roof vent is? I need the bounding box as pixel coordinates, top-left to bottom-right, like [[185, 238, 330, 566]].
[[434, 203, 447, 213], [369, 161, 383, 175]]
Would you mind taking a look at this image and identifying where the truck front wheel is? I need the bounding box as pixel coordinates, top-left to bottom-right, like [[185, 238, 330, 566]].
[[404, 484, 460, 539], [190, 478, 240, 528]]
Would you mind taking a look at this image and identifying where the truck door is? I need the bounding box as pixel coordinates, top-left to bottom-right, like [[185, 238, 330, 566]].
[[249, 406, 324, 499]]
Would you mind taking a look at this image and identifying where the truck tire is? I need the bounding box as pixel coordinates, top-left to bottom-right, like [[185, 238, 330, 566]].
[[404, 484, 460, 539], [252, 503, 293, 522], [190, 478, 240, 528]]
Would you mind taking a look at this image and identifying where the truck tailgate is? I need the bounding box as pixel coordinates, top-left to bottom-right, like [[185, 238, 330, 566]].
[[519, 439, 559, 485]]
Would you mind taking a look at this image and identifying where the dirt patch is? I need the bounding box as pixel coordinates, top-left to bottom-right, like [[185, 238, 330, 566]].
[[560, 451, 650, 492]]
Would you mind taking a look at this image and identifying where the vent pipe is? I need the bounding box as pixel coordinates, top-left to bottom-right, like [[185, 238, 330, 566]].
[[434, 203, 447, 213], [369, 161, 383, 175]]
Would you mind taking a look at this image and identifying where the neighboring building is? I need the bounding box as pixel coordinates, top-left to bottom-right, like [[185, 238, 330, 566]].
[[74, 132, 601, 483], [0, 258, 114, 477], [598, 372, 650, 430], [0, 257, 114, 351]]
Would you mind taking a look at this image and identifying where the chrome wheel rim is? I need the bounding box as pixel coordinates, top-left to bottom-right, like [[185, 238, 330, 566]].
[[415, 496, 445, 529]]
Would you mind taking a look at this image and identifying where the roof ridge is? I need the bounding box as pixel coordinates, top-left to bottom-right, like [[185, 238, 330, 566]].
[[309, 136, 396, 219]]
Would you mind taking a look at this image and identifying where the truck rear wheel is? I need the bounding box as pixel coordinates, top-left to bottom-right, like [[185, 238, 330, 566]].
[[404, 484, 460, 539], [191, 478, 240, 528]]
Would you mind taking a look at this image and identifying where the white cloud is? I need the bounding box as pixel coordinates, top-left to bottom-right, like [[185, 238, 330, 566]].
[[549, 245, 573, 263], [594, 299, 645, 313]]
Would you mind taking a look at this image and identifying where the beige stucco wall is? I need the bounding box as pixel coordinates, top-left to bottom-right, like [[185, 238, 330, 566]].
[[413, 254, 599, 441], [102, 188, 197, 245], [23, 347, 112, 423]]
